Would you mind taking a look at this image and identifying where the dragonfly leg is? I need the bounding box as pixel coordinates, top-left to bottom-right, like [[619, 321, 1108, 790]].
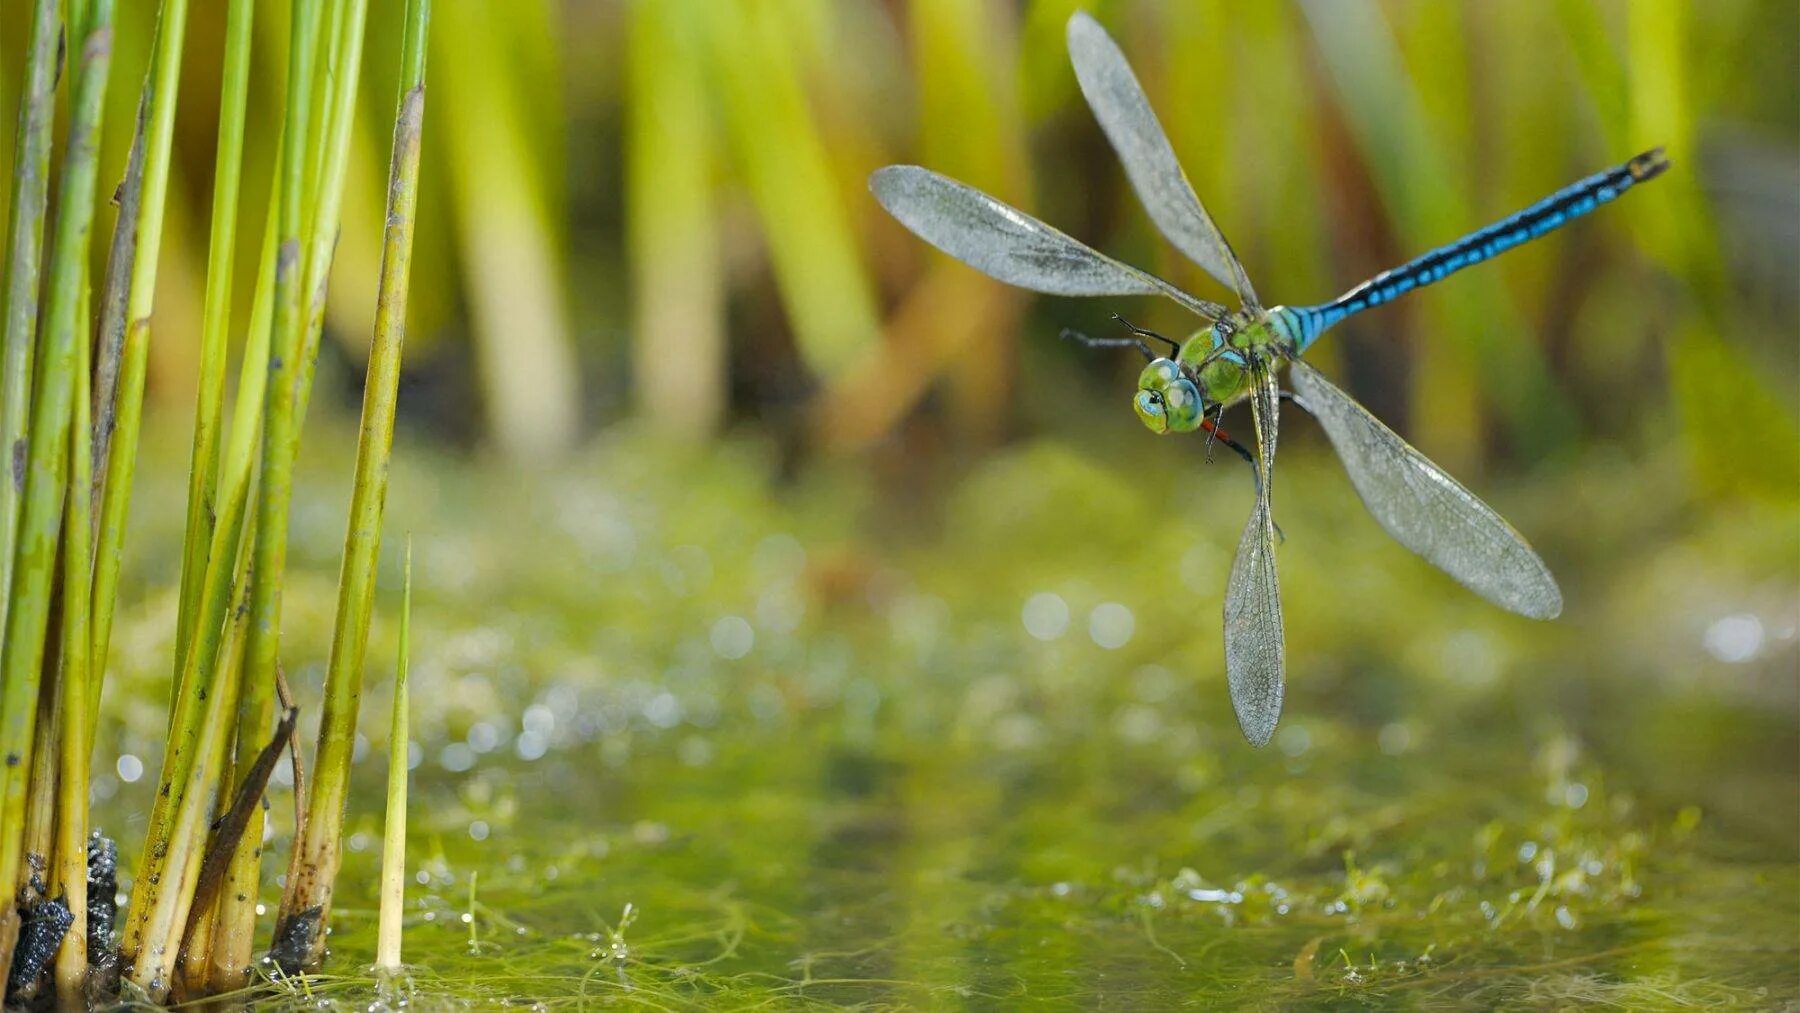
[[1200, 417, 1250, 466], [1109, 313, 1182, 356], [1060, 327, 1154, 361]]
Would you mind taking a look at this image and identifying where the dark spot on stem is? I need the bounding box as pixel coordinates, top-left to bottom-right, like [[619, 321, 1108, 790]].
[[87, 833, 120, 993], [269, 906, 324, 976], [6, 894, 72, 997]]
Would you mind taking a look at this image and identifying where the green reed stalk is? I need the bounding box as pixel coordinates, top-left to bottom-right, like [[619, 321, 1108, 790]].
[[275, 0, 431, 972], [0, 0, 115, 967], [118, 188, 279, 992], [202, 0, 373, 990], [0, 0, 61, 666], [293, 0, 371, 434], [236, 2, 326, 932], [173, 0, 253, 673], [196, 203, 282, 994], [626, 0, 723, 440], [52, 263, 96, 1003], [375, 541, 412, 973], [130, 543, 254, 1003], [90, 0, 189, 739], [119, 1, 323, 982]]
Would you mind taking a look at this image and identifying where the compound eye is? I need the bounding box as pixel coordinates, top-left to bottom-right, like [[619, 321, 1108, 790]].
[[1133, 389, 1169, 433], [1162, 378, 1205, 432]]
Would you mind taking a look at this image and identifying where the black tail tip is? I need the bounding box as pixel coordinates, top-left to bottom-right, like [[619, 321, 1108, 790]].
[[1629, 146, 1670, 182]]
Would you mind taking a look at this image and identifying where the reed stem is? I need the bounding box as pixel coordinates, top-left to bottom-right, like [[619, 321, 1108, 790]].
[[0, 0, 61, 710], [0, 0, 116, 968], [235, 14, 327, 962], [89, 0, 190, 765], [275, 0, 431, 972], [118, 0, 320, 984], [52, 259, 96, 1004], [173, 0, 254, 676], [375, 542, 412, 973], [197, 203, 282, 994]]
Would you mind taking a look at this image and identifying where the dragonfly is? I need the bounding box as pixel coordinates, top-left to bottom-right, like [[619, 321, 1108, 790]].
[[869, 11, 1668, 746]]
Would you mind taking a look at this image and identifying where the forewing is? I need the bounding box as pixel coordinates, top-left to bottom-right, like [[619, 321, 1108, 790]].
[[1223, 363, 1284, 747], [1066, 12, 1259, 309], [870, 166, 1224, 319], [1288, 360, 1562, 619]]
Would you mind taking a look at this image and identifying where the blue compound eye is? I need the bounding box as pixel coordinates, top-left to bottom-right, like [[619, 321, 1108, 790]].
[[1134, 388, 1169, 433], [1142, 358, 1183, 388], [1161, 378, 1203, 433]]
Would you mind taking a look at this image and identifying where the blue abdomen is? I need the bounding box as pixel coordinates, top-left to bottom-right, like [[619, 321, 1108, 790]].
[[1290, 148, 1668, 353]]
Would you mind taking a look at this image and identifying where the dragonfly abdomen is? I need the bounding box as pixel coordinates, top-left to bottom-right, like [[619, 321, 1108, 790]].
[[1290, 147, 1669, 352]]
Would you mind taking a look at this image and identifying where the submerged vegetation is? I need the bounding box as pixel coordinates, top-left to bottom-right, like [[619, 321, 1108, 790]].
[[89, 427, 1800, 1008], [0, 0, 429, 1004]]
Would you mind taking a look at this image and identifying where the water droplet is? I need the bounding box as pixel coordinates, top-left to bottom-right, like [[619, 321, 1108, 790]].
[[522, 704, 556, 738], [1377, 722, 1411, 756], [710, 616, 754, 660], [1703, 613, 1763, 663], [1564, 782, 1589, 809], [467, 721, 502, 754], [115, 754, 143, 783], [439, 743, 476, 772], [1088, 602, 1134, 649], [469, 820, 490, 841], [515, 731, 549, 761], [1021, 592, 1070, 641]]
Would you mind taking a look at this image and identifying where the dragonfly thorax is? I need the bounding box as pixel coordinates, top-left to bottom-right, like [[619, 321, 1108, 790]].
[[1143, 307, 1305, 425]]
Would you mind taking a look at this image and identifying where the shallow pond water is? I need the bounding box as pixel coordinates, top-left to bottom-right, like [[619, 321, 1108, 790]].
[[94, 424, 1796, 1008]]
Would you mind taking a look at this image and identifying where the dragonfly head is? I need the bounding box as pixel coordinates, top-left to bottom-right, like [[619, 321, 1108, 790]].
[[1134, 358, 1204, 435]]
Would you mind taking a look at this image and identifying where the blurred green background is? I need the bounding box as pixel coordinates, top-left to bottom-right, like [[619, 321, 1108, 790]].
[[1, 0, 1795, 479], [4, 0, 1798, 1004]]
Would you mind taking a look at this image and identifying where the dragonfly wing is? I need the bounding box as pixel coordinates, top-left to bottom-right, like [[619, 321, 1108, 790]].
[[870, 165, 1225, 320], [1223, 362, 1284, 747], [1066, 12, 1259, 309], [1288, 360, 1562, 620]]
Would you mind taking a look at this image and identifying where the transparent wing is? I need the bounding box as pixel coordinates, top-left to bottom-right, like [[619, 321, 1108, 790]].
[[1223, 361, 1284, 747], [1066, 12, 1259, 310], [869, 165, 1226, 320], [1288, 360, 1562, 620]]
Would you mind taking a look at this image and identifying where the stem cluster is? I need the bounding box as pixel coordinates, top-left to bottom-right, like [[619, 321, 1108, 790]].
[[0, 0, 431, 1003]]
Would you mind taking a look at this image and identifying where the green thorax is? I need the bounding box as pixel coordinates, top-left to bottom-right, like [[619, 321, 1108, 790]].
[[1176, 306, 1303, 408]]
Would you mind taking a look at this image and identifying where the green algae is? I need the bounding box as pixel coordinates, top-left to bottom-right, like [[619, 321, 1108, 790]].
[[87, 423, 1797, 1008]]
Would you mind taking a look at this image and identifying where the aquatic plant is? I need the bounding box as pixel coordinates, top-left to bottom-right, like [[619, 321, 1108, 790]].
[[0, 0, 429, 1004], [376, 543, 414, 975], [276, 0, 432, 970]]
